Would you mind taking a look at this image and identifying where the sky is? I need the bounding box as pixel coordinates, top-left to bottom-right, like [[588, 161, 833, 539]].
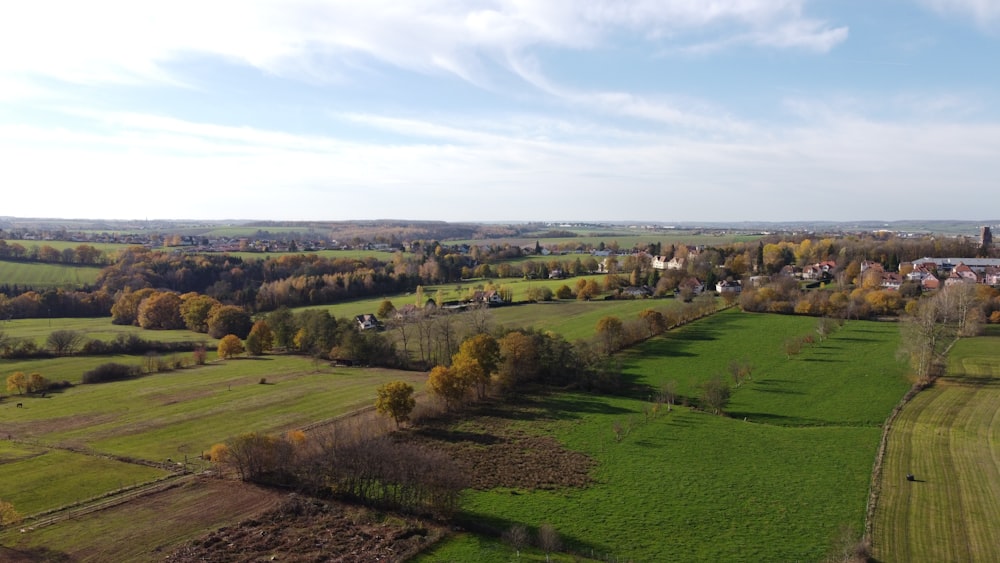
[[2, 1, 999, 224]]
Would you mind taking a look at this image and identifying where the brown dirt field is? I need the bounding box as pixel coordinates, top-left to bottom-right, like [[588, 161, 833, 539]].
[[3, 478, 284, 562], [165, 496, 446, 563]]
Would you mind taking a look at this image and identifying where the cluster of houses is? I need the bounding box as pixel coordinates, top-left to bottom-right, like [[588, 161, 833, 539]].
[[902, 258, 1000, 290], [784, 257, 1000, 292]]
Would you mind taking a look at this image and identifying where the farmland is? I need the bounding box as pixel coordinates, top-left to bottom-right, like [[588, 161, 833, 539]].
[[0, 261, 101, 289], [418, 311, 912, 562], [0, 350, 425, 537], [871, 334, 1000, 562], [0, 317, 212, 351], [0, 294, 991, 561]]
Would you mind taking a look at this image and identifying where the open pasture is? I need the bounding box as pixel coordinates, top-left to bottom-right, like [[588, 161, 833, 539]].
[[306, 274, 623, 321], [0, 316, 215, 350], [0, 240, 129, 255], [1, 355, 425, 462], [871, 335, 1000, 562], [0, 442, 169, 516], [490, 298, 682, 342], [0, 261, 101, 289], [420, 311, 910, 562]]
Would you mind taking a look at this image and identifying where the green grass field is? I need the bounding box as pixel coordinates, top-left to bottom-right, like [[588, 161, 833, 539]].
[[0, 261, 102, 289], [0, 353, 426, 522], [419, 311, 911, 562], [1, 317, 214, 351], [0, 442, 169, 516], [1, 355, 425, 462], [490, 299, 682, 342], [871, 335, 1000, 562]]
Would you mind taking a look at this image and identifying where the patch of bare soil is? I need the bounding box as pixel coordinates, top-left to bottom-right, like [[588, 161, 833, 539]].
[[165, 496, 445, 563], [406, 401, 596, 491]]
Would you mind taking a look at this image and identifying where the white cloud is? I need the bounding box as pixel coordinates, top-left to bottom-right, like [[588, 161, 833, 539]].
[[919, 0, 1000, 29], [0, 1, 847, 87], [2, 106, 998, 222]]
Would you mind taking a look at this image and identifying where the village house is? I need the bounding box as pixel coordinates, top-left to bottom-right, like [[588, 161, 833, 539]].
[[470, 290, 505, 306], [880, 272, 903, 291], [621, 286, 653, 298], [354, 313, 381, 331], [715, 279, 742, 294], [678, 277, 705, 295], [944, 263, 979, 287]]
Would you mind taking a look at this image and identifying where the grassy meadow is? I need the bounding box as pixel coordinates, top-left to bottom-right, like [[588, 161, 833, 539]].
[[871, 334, 1000, 562], [0, 353, 426, 523], [1, 355, 425, 462], [0, 261, 102, 289], [1, 317, 214, 351], [0, 442, 169, 516], [419, 311, 912, 562]]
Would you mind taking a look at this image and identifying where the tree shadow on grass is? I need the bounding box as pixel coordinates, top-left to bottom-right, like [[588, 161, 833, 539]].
[[414, 427, 503, 445], [724, 411, 838, 427], [454, 511, 613, 562], [539, 394, 635, 419]]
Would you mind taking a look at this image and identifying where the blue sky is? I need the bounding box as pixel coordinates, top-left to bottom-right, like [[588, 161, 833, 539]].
[[2, 1, 998, 223]]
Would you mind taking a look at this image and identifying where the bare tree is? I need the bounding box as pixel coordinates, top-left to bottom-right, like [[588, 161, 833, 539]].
[[898, 292, 955, 382], [503, 524, 530, 559], [464, 302, 494, 335], [46, 329, 85, 356], [700, 376, 731, 415], [728, 358, 753, 388], [537, 523, 562, 562]]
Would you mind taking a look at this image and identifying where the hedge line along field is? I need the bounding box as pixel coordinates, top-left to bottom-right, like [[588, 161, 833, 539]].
[[419, 311, 911, 562], [0, 260, 102, 289], [871, 334, 1000, 562]]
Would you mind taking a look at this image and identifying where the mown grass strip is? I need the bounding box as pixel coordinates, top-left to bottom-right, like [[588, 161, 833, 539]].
[[871, 336, 1000, 562]]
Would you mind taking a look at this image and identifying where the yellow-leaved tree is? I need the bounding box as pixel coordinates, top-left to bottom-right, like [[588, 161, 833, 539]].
[[217, 334, 245, 360], [375, 381, 416, 428]]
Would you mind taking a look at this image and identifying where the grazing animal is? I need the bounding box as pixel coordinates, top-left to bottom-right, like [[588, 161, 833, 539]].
[[16, 403, 23, 408]]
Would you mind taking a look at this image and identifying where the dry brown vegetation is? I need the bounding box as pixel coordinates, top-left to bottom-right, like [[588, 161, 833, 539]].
[[166, 495, 446, 563], [406, 410, 595, 490]]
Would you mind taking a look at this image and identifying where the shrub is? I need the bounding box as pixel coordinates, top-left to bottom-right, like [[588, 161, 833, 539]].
[[82, 363, 142, 384]]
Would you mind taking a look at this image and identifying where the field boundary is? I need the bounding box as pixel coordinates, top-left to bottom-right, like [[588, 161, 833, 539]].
[[11, 473, 192, 531]]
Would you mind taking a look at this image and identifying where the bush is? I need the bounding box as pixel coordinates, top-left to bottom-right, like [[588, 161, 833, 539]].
[[82, 363, 142, 384]]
